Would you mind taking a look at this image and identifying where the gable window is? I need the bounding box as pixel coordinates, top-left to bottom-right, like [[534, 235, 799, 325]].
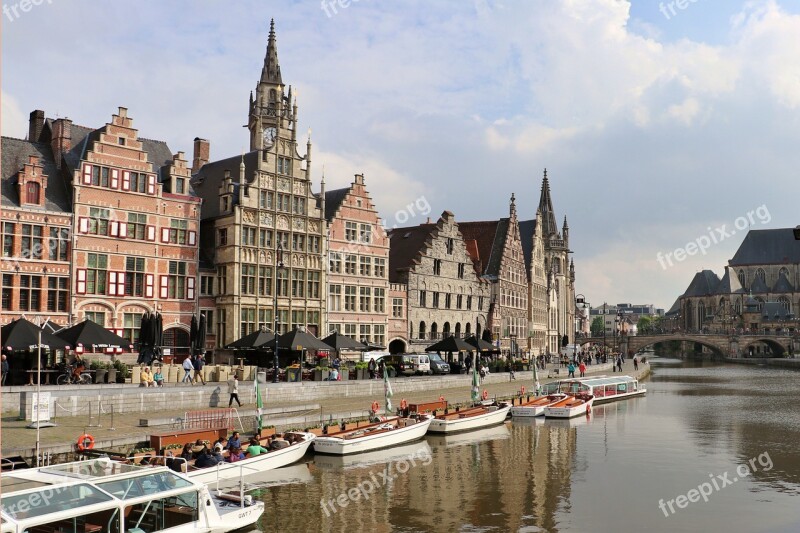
[[26, 182, 40, 204], [359, 224, 372, 243], [433, 259, 442, 276], [129, 172, 147, 193], [446, 238, 454, 255], [345, 222, 358, 242], [175, 178, 185, 194], [419, 290, 427, 307], [458, 263, 465, 279]]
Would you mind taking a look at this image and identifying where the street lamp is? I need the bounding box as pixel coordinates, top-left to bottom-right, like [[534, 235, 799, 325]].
[[272, 242, 285, 383]]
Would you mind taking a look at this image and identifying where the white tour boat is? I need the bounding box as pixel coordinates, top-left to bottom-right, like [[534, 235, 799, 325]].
[[560, 375, 646, 404], [313, 415, 433, 455], [187, 431, 315, 485], [426, 402, 511, 434], [0, 457, 263, 533], [543, 392, 594, 419]]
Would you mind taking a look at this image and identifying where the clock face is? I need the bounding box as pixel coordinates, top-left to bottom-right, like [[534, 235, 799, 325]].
[[263, 127, 277, 146]]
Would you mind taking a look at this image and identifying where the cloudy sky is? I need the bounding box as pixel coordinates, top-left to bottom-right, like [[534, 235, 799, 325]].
[[4, 0, 800, 311]]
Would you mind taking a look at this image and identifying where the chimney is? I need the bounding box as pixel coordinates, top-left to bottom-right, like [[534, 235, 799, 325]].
[[192, 137, 210, 174], [50, 117, 72, 170], [28, 110, 45, 142]]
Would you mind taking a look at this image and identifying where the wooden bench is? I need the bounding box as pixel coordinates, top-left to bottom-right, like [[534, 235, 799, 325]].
[[408, 400, 447, 414], [150, 427, 228, 450]]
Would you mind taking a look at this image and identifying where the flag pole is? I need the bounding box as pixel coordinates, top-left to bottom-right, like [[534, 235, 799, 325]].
[[36, 325, 41, 467]]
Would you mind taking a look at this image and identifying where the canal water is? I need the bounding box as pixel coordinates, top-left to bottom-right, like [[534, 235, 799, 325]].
[[254, 358, 800, 532]]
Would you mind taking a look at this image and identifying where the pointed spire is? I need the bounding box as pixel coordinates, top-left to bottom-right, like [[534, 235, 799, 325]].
[[538, 168, 558, 237], [510, 192, 517, 218], [562, 215, 569, 230], [261, 18, 283, 85]]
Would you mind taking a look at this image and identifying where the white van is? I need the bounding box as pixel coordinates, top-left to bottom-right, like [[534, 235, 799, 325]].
[[406, 354, 431, 375]]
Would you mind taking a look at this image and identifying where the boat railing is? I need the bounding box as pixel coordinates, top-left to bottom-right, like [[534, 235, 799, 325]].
[[212, 461, 264, 508]]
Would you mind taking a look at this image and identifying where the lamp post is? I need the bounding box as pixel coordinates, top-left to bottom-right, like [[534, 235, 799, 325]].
[[272, 242, 284, 383]]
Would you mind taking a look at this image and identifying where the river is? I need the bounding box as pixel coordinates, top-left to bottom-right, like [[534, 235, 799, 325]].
[[252, 357, 800, 532]]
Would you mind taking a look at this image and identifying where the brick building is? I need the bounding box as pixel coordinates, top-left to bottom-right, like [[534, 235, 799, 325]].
[[323, 173, 389, 354]]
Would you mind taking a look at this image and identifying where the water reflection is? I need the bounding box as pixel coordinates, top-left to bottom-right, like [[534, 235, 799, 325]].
[[256, 359, 800, 532]]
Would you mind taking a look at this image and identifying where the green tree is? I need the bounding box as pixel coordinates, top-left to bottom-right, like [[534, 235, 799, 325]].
[[590, 316, 604, 336], [638, 316, 652, 334]]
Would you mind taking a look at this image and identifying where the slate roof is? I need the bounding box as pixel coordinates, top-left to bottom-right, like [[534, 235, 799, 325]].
[[191, 151, 260, 220], [749, 275, 769, 293], [773, 272, 794, 293], [729, 228, 800, 265], [322, 187, 349, 222], [683, 270, 720, 297], [518, 218, 538, 275], [761, 302, 792, 320], [716, 267, 745, 295], [665, 298, 681, 316], [1, 136, 71, 212], [458, 220, 504, 276], [387, 223, 437, 283]]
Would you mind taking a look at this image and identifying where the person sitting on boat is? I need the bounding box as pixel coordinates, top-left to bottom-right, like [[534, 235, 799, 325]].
[[245, 437, 270, 457], [164, 450, 184, 472], [226, 446, 246, 463], [213, 437, 228, 453], [191, 439, 207, 459], [195, 448, 221, 468], [179, 442, 193, 461], [226, 432, 241, 451]]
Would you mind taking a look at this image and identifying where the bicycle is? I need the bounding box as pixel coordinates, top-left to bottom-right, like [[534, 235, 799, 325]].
[[56, 364, 92, 385]]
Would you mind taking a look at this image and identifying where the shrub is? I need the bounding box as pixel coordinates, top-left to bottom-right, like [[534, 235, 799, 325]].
[[113, 359, 129, 379]]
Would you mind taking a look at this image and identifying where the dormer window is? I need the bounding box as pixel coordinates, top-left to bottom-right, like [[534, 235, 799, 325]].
[[175, 178, 185, 194], [26, 182, 40, 205], [119, 137, 126, 146]]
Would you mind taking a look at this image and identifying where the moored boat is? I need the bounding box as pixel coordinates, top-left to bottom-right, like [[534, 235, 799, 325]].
[[560, 375, 646, 404], [543, 392, 594, 418], [424, 399, 512, 434], [187, 431, 315, 485], [313, 414, 433, 455], [0, 457, 263, 533], [509, 393, 568, 418]]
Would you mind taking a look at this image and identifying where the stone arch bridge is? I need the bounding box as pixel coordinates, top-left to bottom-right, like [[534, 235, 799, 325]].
[[578, 333, 799, 358]]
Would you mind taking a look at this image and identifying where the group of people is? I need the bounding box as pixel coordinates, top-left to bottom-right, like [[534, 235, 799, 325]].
[[139, 365, 164, 387], [170, 430, 295, 469], [182, 353, 207, 385]]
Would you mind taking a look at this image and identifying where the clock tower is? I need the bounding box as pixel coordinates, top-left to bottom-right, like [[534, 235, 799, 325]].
[[248, 19, 298, 153]]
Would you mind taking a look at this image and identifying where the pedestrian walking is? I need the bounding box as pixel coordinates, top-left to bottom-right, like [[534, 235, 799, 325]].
[[228, 375, 242, 407], [567, 362, 576, 378], [192, 354, 206, 385], [579, 361, 586, 377], [1, 354, 8, 386], [182, 354, 193, 384], [633, 356, 639, 371], [368, 358, 376, 379], [616, 355, 623, 373]]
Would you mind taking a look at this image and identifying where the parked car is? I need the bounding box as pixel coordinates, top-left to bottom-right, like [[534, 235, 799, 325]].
[[427, 353, 450, 375], [406, 354, 432, 375], [375, 355, 415, 377]]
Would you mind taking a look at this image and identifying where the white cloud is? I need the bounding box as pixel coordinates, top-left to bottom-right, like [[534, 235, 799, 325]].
[[2, 91, 27, 139]]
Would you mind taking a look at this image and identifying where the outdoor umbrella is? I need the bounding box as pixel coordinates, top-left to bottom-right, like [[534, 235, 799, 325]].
[[227, 329, 275, 349], [464, 335, 496, 353], [272, 328, 332, 352], [197, 313, 207, 355], [425, 335, 476, 353], [1, 318, 70, 351], [322, 332, 366, 351], [154, 313, 163, 359], [137, 312, 153, 364], [56, 320, 131, 349], [361, 341, 386, 351], [190, 315, 198, 355]]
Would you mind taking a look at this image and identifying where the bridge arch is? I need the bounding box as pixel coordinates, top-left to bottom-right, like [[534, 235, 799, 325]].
[[625, 335, 727, 357], [741, 338, 786, 357]]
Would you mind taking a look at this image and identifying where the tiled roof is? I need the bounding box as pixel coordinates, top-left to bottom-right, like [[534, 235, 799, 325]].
[[773, 272, 794, 293], [387, 224, 437, 283], [730, 228, 800, 265], [518, 218, 538, 275], [1, 136, 71, 212], [323, 187, 349, 222], [683, 270, 720, 297], [762, 302, 792, 320], [458, 220, 500, 276], [665, 298, 681, 316], [191, 151, 260, 219], [749, 275, 769, 293]]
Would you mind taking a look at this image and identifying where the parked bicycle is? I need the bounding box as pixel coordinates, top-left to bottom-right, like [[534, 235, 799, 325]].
[[56, 364, 92, 385]]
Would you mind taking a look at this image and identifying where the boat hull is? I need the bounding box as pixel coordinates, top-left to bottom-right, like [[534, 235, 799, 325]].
[[544, 397, 594, 419], [314, 417, 433, 455], [427, 405, 511, 434], [593, 388, 647, 405], [510, 395, 567, 418], [188, 433, 315, 485]]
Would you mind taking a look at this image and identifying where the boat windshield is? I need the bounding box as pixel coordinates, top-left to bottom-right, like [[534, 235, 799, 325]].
[[97, 471, 194, 499], [0, 483, 113, 521], [40, 459, 141, 480]]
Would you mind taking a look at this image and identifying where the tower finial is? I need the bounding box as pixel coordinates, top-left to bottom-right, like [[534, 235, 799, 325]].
[[261, 18, 282, 84]]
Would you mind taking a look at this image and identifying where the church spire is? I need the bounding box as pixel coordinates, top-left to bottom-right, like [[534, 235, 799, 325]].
[[260, 19, 282, 85], [538, 168, 558, 237]]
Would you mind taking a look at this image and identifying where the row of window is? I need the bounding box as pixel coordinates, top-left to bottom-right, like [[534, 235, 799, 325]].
[[75, 254, 194, 300], [257, 191, 306, 215], [239, 308, 320, 337], [235, 227, 321, 253], [78, 213, 196, 246], [328, 285, 386, 313], [2, 223, 69, 261], [329, 252, 387, 277], [328, 323, 386, 346], [1, 274, 68, 312], [80, 163, 178, 196], [240, 265, 321, 298], [344, 222, 374, 244], [419, 290, 484, 311], [501, 288, 527, 309], [432, 258, 467, 279]]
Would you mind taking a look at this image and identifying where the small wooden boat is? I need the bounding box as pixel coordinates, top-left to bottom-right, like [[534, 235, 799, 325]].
[[543, 392, 594, 419], [510, 393, 568, 418], [187, 431, 315, 485], [422, 399, 512, 434], [313, 414, 433, 456], [314, 440, 432, 470]]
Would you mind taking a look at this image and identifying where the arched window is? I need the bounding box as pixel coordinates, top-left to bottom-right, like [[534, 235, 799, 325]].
[[430, 322, 438, 340], [779, 267, 790, 280], [269, 89, 277, 102], [443, 322, 451, 338], [26, 182, 40, 204], [756, 268, 766, 283], [738, 269, 746, 288], [455, 322, 462, 337], [418, 321, 426, 340], [778, 296, 791, 312], [465, 322, 472, 336]]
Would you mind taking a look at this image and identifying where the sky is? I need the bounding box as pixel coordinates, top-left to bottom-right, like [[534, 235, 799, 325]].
[[3, 0, 800, 311]]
